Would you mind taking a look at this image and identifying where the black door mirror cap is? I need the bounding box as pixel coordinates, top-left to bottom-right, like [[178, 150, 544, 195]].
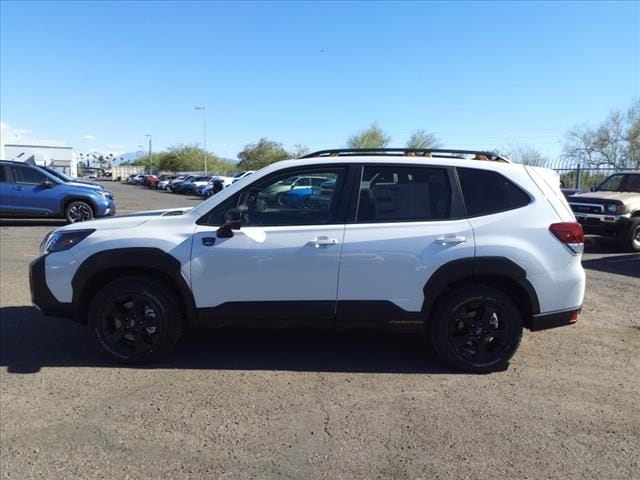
[[41, 179, 54, 188]]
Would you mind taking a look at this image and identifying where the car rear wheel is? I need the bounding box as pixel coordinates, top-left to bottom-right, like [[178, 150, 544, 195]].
[[624, 218, 640, 252], [88, 276, 183, 364], [429, 285, 523, 373], [65, 201, 94, 223]]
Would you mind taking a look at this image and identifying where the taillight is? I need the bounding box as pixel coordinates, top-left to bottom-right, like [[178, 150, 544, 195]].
[[549, 222, 584, 255]]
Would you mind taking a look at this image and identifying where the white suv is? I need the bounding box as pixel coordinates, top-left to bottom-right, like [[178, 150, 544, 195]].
[[30, 148, 585, 372]]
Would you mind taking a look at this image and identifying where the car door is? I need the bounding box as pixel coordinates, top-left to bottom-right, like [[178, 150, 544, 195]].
[[8, 165, 60, 216], [337, 164, 475, 324], [190, 165, 351, 325], [0, 165, 15, 214]]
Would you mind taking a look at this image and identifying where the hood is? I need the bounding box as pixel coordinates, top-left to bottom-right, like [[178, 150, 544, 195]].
[[65, 181, 103, 190], [570, 191, 640, 203], [55, 207, 193, 232]]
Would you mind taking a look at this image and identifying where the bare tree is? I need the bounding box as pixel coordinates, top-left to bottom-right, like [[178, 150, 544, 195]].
[[504, 145, 548, 167], [563, 99, 640, 169]]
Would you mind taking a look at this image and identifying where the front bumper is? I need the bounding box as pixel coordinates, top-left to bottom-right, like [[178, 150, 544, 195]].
[[530, 307, 581, 331], [572, 212, 631, 236], [29, 256, 77, 320]]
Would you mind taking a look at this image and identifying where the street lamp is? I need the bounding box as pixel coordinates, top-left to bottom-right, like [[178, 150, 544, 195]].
[[195, 106, 207, 174], [145, 134, 152, 173]]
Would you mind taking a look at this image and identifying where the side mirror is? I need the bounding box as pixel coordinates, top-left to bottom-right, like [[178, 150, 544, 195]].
[[590, 186, 597, 192], [217, 208, 242, 238], [41, 179, 54, 188]]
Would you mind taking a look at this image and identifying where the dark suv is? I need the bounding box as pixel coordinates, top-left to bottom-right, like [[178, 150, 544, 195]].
[[0, 161, 116, 223]]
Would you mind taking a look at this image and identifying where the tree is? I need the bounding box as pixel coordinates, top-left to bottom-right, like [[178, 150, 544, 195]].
[[405, 129, 441, 149], [237, 138, 290, 170], [504, 145, 548, 167], [347, 122, 391, 149], [563, 99, 640, 169], [290, 144, 310, 159]]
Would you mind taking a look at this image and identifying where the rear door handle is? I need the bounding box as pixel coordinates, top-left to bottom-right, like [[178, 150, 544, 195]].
[[12, 186, 23, 191], [309, 236, 338, 248], [435, 235, 466, 245]]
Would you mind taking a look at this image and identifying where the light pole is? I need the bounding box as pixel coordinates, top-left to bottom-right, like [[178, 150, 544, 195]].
[[195, 106, 207, 174], [145, 134, 152, 173]]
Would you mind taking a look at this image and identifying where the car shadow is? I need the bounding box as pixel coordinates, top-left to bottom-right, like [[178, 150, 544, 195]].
[[582, 253, 640, 278], [584, 235, 626, 254], [0, 219, 67, 227], [0, 306, 462, 375]]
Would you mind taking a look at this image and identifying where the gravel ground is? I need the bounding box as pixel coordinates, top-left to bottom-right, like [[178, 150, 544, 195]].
[[1, 182, 639, 480]]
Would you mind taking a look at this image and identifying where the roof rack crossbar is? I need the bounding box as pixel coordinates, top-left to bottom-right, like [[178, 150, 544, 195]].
[[300, 148, 509, 163]]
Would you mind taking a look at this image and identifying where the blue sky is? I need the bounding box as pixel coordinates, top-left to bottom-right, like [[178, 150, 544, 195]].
[[1, 0, 639, 161]]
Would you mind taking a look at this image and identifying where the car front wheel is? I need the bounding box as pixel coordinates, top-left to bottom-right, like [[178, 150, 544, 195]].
[[65, 201, 94, 223], [624, 218, 640, 252], [88, 276, 183, 364], [429, 285, 523, 373]]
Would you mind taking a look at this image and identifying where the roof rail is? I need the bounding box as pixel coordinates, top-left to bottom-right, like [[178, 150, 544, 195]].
[[300, 148, 510, 163]]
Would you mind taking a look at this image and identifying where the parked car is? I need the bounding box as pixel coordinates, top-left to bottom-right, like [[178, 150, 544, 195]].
[[167, 175, 195, 192], [0, 160, 116, 222], [231, 171, 255, 184], [131, 175, 147, 185], [144, 175, 160, 188], [561, 188, 581, 199], [261, 175, 330, 206], [197, 178, 225, 197], [153, 175, 177, 190], [31, 148, 585, 372], [568, 171, 640, 251], [41, 166, 105, 190], [173, 176, 212, 194]]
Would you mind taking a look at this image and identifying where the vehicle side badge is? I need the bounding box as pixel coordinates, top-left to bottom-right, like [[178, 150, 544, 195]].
[[202, 237, 216, 247]]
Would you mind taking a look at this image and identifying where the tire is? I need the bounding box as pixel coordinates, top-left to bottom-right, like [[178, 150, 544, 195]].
[[276, 192, 287, 207], [623, 217, 640, 252], [88, 276, 183, 364], [65, 200, 94, 223], [428, 285, 523, 373]]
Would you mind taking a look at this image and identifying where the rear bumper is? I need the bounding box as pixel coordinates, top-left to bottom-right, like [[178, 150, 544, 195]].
[[29, 256, 77, 320], [530, 307, 581, 331]]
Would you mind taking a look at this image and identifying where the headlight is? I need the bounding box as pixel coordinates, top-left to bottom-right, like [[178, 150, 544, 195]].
[[605, 204, 619, 213], [40, 229, 95, 255], [98, 190, 114, 200]]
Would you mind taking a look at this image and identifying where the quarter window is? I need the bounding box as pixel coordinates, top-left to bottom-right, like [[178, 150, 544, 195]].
[[457, 168, 530, 216], [203, 169, 346, 227], [0, 166, 8, 183], [11, 166, 48, 184], [356, 166, 452, 222]]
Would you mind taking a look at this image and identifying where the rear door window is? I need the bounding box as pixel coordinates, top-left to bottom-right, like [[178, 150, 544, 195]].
[[457, 168, 530, 216], [356, 166, 452, 222]]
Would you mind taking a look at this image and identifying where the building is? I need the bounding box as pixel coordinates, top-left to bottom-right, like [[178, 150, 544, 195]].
[[2, 143, 78, 177]]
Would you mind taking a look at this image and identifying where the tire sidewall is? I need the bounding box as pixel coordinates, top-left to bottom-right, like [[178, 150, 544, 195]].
[[429, 286, 523, 373], [65, 201, 94, 223], [88, 277, 183, 364]]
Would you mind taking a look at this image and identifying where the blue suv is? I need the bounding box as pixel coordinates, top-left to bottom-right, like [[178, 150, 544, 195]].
[[0, 161, 116, 222]]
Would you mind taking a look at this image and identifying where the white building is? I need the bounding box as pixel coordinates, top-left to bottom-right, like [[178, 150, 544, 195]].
[[2, 143, 78, 177]]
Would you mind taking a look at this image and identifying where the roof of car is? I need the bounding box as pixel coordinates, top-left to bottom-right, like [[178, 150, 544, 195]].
[[300, 148, 510, 162]]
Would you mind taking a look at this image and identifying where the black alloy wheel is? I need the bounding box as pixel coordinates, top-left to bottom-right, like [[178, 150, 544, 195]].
[[429, 285, 523, 373], [66, 201, 94, 223], [88, 276, 183, 363]]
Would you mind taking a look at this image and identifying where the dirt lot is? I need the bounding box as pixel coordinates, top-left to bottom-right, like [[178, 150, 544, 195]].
[[1, 182, 639, 480]]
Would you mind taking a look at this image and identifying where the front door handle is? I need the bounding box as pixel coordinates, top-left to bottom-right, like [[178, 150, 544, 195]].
[[435, 235, 467, 245], [309, 236, 338, 248], [12, 186, 24, 191]]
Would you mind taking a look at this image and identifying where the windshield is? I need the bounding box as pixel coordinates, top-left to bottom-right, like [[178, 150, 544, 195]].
[[44, 167, 73, 182], [598, 174, 640, 193], [233, 171, 246, 178]]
